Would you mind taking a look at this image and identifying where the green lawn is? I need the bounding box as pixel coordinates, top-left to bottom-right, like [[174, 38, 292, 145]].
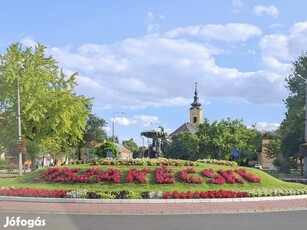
[[0, 161, 305, 193]]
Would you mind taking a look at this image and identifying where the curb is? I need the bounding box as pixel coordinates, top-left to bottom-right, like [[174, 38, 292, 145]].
[[1, 194, 307, 204]]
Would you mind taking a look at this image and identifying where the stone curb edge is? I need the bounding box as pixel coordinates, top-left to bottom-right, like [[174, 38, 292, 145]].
[[0, 195, 306, 204]]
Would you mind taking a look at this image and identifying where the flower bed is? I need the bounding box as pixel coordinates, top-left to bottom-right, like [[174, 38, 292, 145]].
[[72, 158, 198, 167], [34, 167, 121, 184], [197, 159, 237, 167], [280, 178, 307, 184], [1, 187, 307, 199], [34, 166, 263, 186], [202, 168, 226, 185], [0, 188, 69, 198], [155, 166, 175, 184], [217, 169, 244, 184], [235, 168, 261, 183], [162, 190, 248, 199], [126, 168, 151, 183], [178, 168, 203, 184]]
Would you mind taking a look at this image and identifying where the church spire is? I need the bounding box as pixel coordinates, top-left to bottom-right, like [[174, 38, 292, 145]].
[[189, 82, 203, 125], [191, 82, 201, 109]]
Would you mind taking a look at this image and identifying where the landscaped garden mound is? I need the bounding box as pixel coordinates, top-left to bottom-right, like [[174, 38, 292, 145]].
[[0, 158, 306, 199]]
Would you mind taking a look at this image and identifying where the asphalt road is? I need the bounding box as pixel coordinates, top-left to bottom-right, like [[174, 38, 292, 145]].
[[0, 211, 306, 230]]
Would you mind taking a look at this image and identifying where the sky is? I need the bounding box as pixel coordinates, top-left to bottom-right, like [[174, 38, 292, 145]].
[[1, 0, 307, 146]]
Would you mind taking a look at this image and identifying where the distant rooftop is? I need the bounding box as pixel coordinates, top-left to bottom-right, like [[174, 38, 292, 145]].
[[169, 122, 197, 137]]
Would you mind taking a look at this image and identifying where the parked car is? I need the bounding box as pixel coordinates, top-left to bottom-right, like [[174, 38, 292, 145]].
[[254, 163, 262, 169]]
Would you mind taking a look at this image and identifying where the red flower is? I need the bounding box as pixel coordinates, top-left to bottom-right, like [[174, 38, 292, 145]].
[[234, 168, 261, 183], [178, 168, 202, 184], [126, 168, 150, 183], [218, 170, 244, 184], [155, 166, 175, 184]]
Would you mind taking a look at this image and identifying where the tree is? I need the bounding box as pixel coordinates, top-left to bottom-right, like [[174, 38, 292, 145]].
[[122, 138, 138, 156], [96, 142, 119, 159], [279, 52, 307, 160], [77, 113, 108, 159], [197, 118, 261, 162], [83, 114, 107, 144], [0, 43, 91, 156], [164, 132, 199, 160], [134, 146, 147, 158], [264, 130, 282, 160]]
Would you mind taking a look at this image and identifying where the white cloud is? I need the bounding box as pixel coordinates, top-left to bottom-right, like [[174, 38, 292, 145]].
[[289, 21, 307, 34], [288, 21, 307, 57], [113, 117, 137, 126], [146, 12, 164, 34], [135, 115, 159, 127], [112, 115, 159, 127], [255, 122, 280, 131], [259, 34, 290, 60], [20, 37, 38, 48], [22, 17, 301, 110], [253, 5, 279, 18], [165, 23, 262, 42]]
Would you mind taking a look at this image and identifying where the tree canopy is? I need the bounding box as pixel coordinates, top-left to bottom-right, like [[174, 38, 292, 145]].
[[279, 52, 307, 159], [196, 118, 261, 162], [0, 43, 91, 154], [164, 132, 199, 160], [122, 138, 138, 153]]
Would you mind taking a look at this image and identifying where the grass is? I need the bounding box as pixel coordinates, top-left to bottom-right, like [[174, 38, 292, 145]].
[[0, 160, 306, 193]]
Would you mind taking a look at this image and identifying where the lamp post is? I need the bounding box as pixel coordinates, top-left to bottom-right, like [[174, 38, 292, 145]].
[[297, 74, 307, 178], [112, 111, 126, 143], [17, 72, 22, 176]]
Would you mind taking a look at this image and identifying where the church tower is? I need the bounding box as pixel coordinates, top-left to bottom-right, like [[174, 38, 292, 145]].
[[189, 82, 203, 126]]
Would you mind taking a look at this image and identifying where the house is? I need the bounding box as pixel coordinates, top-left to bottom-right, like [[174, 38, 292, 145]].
[[114, 143, 133, 159]]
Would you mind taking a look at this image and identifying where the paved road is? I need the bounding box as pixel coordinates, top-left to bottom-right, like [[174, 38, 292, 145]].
[[0, 211, 306, 230]]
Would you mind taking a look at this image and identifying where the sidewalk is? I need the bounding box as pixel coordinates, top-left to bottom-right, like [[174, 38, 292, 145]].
[[0, 195, 307, 214]]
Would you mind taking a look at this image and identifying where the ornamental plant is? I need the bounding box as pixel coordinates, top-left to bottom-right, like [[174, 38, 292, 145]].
[[235, 168, 261, 183], [0, 188, 69, 198], [162, 190, 248, 199], [217, 169, 244, 184], [155, 166, 175, 184], [197, 159, 237, 167], [126, 168, 151, 183], [202, 168, 226, 185], [178, 168, 203, 184], [94, 168, 121, 183]]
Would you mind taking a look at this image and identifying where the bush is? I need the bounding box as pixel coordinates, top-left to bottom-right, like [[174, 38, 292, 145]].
[[98, 192, 117, 199], [96, 142, 119, 159]]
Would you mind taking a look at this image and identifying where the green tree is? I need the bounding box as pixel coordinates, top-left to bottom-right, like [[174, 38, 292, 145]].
[[279, 52, 307, 160], [164, 132, 199, 160], [83, 114, 107, 144], [0, 43, 91, 155], [122, 138, 138, 156], [77, 113, 108, 159], [96, 142, 119, 159], [134, 146, 147, 158], [197, 118, 261, 162], [264, 130, 282, 160]]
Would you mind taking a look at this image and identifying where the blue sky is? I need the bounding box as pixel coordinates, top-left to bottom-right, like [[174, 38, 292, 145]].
[[1, 0, 307, 145]]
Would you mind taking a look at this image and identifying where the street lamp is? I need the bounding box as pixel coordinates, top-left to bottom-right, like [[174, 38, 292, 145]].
[[296, 74, 307, 178], [1, 55, 23, 176], [112, 111, 126, 143], [17, 69, 22, 176]]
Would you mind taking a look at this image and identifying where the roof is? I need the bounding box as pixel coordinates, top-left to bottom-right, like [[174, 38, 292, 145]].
[[169, 122, 197, 137], [114, 143, 132, 154]]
